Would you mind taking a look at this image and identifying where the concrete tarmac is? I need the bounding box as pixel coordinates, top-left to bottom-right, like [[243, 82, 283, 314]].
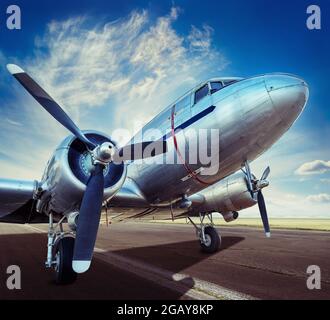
[[0, 222, 329, 300]]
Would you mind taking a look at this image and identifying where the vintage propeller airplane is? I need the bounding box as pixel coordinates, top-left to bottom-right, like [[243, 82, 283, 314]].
[[0, 64, 308, 284]]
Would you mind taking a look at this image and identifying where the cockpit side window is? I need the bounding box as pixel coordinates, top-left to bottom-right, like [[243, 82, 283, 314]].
[[194, 84, 209, 104], [210, 81, 224, 94]]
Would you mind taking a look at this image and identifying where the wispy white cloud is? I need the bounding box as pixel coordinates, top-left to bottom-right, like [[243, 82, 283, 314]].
[[295, 160, 330, 176], [247, 129, 324, 180], [188, 25, 214, 52], [307, 193, 330, 203], [0, 7, 227, 179], [27, 7, 227, 130], [242, 186, 330, 218], [4, 118, 22, 126]]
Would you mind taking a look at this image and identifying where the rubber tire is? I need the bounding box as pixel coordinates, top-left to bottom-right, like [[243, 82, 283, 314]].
[[200, 226, 221, 253], [54, 237, 77, 285]]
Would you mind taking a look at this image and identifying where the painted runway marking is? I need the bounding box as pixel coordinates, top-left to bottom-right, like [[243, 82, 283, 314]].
[[94, 247, 255, 300]]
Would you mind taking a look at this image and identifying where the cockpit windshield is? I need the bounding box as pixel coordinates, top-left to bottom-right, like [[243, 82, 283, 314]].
[[210, 82, 224, 94], [210, 79, 240, 94], [193, 78, 242, 104], [223, 79, 238, 86]]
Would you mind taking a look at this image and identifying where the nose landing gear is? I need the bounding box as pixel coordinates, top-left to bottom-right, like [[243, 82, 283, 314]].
[[188, 213, 221, 253], [45, 213, 77, 284], [54, 237, 77, 284]]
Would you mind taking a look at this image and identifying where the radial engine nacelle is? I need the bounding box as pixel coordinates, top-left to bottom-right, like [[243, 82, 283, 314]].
[[196, 171, 258, 214], [36, 131, 127, 216]]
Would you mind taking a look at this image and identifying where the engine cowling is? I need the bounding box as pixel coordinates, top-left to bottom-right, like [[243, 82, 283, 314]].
[[37, 131, 127, 215], [198, 172, 257, 214], [221, 211, 239, 222]]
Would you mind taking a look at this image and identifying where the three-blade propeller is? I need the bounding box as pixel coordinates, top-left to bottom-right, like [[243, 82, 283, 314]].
[[7, 64, 167, 273]]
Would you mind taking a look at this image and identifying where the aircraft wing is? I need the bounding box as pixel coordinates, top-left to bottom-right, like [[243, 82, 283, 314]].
[[104, 178, 194, 223], [109, 178, 149, 208], [0, 178, 46, 223]]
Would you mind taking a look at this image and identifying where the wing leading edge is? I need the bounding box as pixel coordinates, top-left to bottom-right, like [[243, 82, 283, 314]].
[[0, 178, 42, 223]]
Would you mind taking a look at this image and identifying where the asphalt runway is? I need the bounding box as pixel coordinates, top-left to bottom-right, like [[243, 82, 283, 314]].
[[0, 222, 329, 300]]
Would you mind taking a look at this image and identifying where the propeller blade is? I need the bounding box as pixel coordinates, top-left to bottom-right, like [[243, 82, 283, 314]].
[[72, 163, 104, 273], [7, 64, 95, 149], [261, 166, 270, 181], [113, 140, 167, 163], [257, 190, 271, 238]]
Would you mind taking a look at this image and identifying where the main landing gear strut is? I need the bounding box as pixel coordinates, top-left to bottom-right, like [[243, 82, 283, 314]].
[[45, 213, 77, 284], [188, 213, 221, 253]]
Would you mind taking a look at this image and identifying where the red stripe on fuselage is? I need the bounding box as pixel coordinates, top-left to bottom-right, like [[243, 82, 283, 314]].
[[170, 106, 210, 186]]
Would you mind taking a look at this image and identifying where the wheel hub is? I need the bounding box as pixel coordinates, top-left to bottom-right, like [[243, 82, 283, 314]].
[[54, 252, 60, 272], [202, 233, 212, 247]]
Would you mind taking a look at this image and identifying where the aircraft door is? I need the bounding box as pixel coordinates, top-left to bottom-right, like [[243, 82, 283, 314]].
[[173, 94, 191, 127]]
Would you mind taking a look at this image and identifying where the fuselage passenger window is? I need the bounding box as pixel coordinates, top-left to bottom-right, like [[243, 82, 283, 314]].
[[194, 84, 209, 104]]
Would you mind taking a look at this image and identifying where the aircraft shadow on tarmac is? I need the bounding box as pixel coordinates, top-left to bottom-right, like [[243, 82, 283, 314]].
[[111, 236, 245, 272], [0, 232, 244, 300]]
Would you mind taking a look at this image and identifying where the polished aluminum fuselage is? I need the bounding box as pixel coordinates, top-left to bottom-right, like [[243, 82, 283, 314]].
[[126, 74, 308, 205]]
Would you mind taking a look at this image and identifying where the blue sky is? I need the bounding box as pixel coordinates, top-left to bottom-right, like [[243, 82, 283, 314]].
[[0, 0, 329, 217]]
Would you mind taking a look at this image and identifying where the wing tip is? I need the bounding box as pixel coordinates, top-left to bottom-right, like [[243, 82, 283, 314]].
[[72, 260, 91, 273], [6, 64, 25, 75]]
